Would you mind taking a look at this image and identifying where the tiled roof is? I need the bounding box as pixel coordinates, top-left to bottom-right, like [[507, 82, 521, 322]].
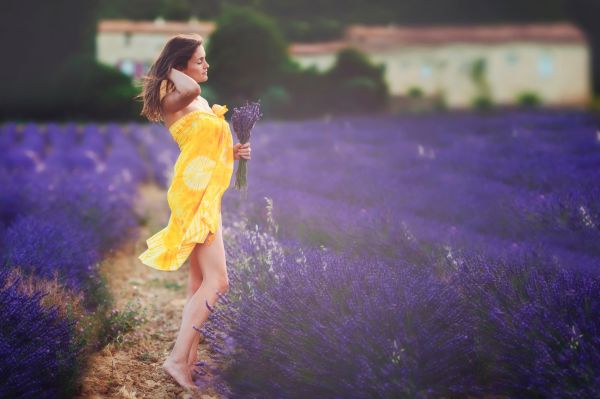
[[97, 19, 586, 54], [98, 19, 215, 34], [291, 22, 586, 54]]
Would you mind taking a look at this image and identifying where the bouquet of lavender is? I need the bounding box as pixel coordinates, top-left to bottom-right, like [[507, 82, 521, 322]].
[[231, 100, 263, 190]]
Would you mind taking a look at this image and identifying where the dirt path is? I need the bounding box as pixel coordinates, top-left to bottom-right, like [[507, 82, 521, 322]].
[[76, 183, 224, 399]]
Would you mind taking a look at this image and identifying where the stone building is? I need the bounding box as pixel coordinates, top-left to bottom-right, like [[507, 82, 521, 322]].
[[97, 19, 590, 109]]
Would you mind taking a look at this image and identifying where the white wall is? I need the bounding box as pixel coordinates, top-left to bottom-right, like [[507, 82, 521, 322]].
[[289, 42, 591, 108], [97, 30, 591, 108]]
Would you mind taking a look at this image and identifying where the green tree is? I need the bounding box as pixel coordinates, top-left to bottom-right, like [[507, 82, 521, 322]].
[[0, 0, 141, 121], [324, 48, 390, 113], [469, 57, 493, 110], [160, 0, 193, 20], [205, 5, 289, 105]]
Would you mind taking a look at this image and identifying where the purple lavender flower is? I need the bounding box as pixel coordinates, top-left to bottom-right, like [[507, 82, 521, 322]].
[[231, 100, 263, 190], [0, 267, 85, 398]]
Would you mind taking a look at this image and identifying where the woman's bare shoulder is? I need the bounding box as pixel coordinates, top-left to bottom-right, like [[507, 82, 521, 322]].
[[163, 102, 216, 129]]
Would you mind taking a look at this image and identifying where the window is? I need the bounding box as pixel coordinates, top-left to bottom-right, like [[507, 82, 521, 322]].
[[537, 53, 554, 78], [420, 63, 432, 79], [119, 59, 135, 77], [505, 51, 518, 64]]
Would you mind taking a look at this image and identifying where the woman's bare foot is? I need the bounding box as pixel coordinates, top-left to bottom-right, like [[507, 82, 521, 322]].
[[188, 333, 202, 374], [162, 357, 198, 390], [188, 354, 200, 374]]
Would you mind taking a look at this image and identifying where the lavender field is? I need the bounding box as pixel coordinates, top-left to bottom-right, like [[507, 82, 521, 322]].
[[136, 108, 600, 398], [1, 108, 600, 398], [0, 121, 144, 398]]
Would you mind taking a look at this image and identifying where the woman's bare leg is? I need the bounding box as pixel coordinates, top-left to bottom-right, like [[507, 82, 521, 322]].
[[162, 218, 228, 389], [187, 216, 224, 373], [186, 244, 203, 371]]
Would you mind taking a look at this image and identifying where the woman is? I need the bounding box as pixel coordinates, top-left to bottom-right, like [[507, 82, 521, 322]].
[[136, 33, 251, 390]]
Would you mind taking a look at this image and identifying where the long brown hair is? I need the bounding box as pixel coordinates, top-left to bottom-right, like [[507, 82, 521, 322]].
[[135, 33, 203, 123]]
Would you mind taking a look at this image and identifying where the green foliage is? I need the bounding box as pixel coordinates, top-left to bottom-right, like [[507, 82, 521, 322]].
[[516, 91, 542, 107], [469, 58, 492, 99], [163, 280, 183, 290], [0, 0, 101, 121], [407, 86, 424, 98], [206, 5, 289, 105], [159, 0, 193, 20], [0, 54, 141, 122], [276, 62, 332, 118], [50, 55, 141, 121], [338, 77, 381, 112], [327, 48, 385, 82], [468, 57, 495, 111], [433, 94, 448, 111], [589, 94, 600, 113], [97, 299, 147, 349], [324, 48, 390, 113], [200, 85, 218, 106], [258, 85, 293, 115], [80, 268, 114, 313], [471, 95, 494, 111]]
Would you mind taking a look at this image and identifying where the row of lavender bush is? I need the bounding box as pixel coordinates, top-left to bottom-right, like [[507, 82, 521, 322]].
[[189, 109, 599, 397], [6, 107, 598, 397], [113, 109, 600, 271], [0, 122, 146, 398], [94, 108, 600, 397], [200, 213, 600, 398]]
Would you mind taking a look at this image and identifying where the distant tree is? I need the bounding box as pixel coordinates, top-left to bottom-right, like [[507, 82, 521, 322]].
[[516, 91, 542, 107], [205, 5, 289, 105], [160, 0, 193, 21], [0, 0, 141, 121], [407, 87, 424, 98], [469, 58, 492, 103], [324, 48, 390, 113]]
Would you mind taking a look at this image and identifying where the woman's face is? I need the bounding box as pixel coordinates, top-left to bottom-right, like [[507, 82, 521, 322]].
[[178, 45, 209, 83]]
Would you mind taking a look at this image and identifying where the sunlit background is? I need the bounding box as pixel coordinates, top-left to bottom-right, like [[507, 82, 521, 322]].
[[1, 1, 600, 398], [1, 0, 599, 120]]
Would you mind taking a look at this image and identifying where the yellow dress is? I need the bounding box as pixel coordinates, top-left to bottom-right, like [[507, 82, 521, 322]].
[[138, 101, 234, 271]]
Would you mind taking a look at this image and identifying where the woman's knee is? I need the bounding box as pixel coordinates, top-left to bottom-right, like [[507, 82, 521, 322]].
[[202, 268, 228, 293], [216, 275, 229, 294]]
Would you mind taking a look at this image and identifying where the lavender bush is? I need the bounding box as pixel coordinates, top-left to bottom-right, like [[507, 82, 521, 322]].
[[3, 213, 101, 292], [215, 109, 600, 270], [186, 109, 600, 397], [195, 215, 480, 398], [16, 108, 595, 396], [0, 120, 149, 395], [0, 266, 86, 399], [197, 214, 600, 398], [452, 252, 600, 397]]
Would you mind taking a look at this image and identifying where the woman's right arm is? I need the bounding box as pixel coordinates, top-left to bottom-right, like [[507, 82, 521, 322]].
[[161, 68, 201, 114]]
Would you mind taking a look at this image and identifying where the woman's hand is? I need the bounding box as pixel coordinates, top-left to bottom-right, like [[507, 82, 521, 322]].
[[233, 142, 251, 161]]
